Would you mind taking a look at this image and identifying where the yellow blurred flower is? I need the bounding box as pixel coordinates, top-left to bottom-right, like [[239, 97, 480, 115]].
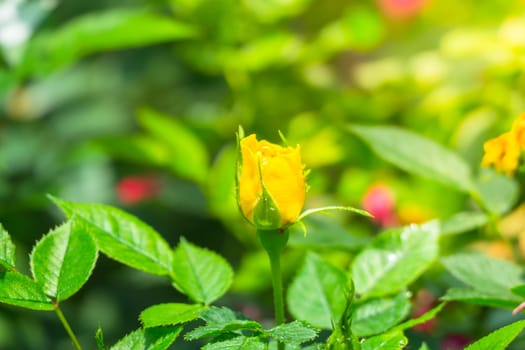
[[481, 114, 525, 176], [511, 113, 525, 147], [481, 132, 520, 175], [237, 134, 306, 230]]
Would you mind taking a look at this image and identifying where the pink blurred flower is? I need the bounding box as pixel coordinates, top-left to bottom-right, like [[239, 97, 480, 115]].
[[361, 184, 398, 227], [116, 175, 160, 205], [378, 0, 427, 19], [441, 333, 471, 350], [412, 289, 437, 333]]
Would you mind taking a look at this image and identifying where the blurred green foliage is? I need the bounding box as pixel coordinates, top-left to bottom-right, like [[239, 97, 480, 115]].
[[1, 0, 525, 348]]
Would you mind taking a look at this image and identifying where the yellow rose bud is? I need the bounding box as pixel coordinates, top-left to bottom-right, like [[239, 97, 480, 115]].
[[236, 133, 306, 230]]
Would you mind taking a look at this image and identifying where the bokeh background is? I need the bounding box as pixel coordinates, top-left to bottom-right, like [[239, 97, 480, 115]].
[[1, 0, 525, 349]]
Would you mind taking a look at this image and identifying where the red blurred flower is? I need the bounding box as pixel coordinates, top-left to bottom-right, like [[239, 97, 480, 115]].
[[116, 175, 160, 205], [361, 184, 398, 227], [378, 0, 427, 19], [441, 333, 471, 350]]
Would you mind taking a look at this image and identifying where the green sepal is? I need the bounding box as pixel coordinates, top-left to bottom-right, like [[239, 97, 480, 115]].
[[234, 126, 248, 223], [253, 187, 282, 230]]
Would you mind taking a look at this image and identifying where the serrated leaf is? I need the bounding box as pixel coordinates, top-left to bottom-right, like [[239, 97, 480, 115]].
[[349, 125, 475, 192], [20, 9, 196, 77], [0, 224, 16, 270], [30, 219, 98, 301], [201, 306, 241, 324], [352, 223, 439, 298], [186, 320, 263, 341], [352, 292, 411, 337], [138, 109, 209, 183], [0, 271, 54, 311], [110, 326, 182, 350], [441, 252, 524, 303], [140, 303, 206, 328], [465, 320, 525, 350], [267, 321, 319, 345], [392, 302, 445, 331], [287, 252, 348, 329], [51, 196, 172, 276], [361, 331, 407, 350], [203, 336, 266, 350], [172, 238, 233, 304], [185, 307, 262, 341]]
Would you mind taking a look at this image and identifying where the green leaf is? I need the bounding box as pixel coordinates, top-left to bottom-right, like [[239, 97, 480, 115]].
[[96, 326, 105, 350], [308, 6, 384, 61], [349, 125, 475, 192], [140, 303, 206, 328], [51, 196, 172, 276], [110, 326, 182, 350], [0, 271, 54, 311], [418, 343, 430, 350], [225, 32, 302, 72], [352, 292, 411, 337], [511, 284, 525, 298], [208, 145, 238, 220], [287, 252, 348, 329], [97, 135, 171, 167], [441, 252, 524, 302], [203, 336, 266, 350], [172, 239, 233, 304], [476, 170, 519, 215], [361, 331, 407, 350], [267, 321, 319, 345], [0, 224, 16, 270], [435, 211, 489, 235], [138, 108, 209, 183], [392, 302, 445, 331], [441, 288, 520, 308], [326, 286, 358, 350], [20, 9, 196, 77], [352, 222, 439, 298], [465, 320, 525, 350], [30, 219, 98, 301], [185, 307, 262, 341], [289, 216, 370, 250]]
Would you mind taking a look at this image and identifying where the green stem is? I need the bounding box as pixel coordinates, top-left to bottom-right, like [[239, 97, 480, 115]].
[[269, 247, 285, 327], [257, 229, 288, 350], [54, 303, 82, 350]]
